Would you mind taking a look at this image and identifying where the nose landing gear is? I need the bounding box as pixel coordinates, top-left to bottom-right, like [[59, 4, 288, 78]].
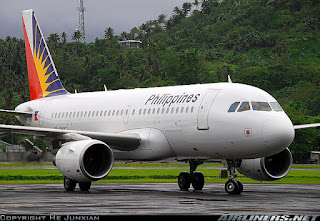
[[225, 159, 243, 194]]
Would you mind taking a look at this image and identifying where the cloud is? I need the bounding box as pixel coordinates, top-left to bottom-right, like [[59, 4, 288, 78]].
[[0, 0, 188, 42]]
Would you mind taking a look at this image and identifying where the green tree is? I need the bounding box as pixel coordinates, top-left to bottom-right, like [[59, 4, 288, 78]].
[[104, 27, 114, 40]]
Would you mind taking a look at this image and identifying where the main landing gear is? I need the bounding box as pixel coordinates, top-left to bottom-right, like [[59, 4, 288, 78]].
[[225, 159, 243, 194], [64, 176, 91, 191], [178, 160, 205, 191]]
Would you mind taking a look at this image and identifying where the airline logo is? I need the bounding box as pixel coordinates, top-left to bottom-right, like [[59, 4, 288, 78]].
[[145, 93, 201, 107], [34, 111, 39, 121], [22, 10, 68, 100]]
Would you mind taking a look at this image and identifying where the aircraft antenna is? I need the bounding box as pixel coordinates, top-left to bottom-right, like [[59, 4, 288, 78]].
[[77, 0, 86, 43]]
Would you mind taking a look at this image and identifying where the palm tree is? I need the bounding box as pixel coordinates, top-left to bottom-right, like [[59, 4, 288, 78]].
[[47, 33, 60, 48], [157, 14, 167, 26], [60, 32, 67, 45], [104, 27, 114, 40], [193, 0, 200, 10], [72, 29, 82, 42], [173, 6, 182, 16], [129, 27, 140, 39], [182, 2, 192, 17]]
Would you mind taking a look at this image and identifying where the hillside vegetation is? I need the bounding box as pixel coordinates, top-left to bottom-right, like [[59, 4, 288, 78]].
[[0, 0, 320, 160]]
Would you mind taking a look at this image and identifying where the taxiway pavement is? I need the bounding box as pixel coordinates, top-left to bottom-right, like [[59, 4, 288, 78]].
[[0, 183, 319, 215]]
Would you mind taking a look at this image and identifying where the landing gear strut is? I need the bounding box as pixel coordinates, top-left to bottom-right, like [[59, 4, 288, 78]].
[[225, 159, 243, 194], [178, 160, 204, 191]]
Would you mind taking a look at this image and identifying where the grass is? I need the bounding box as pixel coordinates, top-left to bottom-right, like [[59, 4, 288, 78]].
[[0, 162, 319, 184]]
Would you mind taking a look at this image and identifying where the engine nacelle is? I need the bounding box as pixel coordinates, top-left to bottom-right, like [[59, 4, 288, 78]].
[[55, 139, 114, 182], [237, 148, 293, 181]]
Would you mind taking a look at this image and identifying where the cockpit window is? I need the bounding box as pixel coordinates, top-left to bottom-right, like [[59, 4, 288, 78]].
[[270, 102, 283, 111], [228, 102, 240, 112], [252, 102, 272, 111], [237, 102, 250, 112]]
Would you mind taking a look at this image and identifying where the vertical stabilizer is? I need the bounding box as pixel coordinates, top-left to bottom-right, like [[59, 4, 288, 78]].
[[22, 9, 68, 100]]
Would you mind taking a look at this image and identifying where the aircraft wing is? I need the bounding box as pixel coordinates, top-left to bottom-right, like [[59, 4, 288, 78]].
[[293, 123, 320, 130], [0, 124, 140, 151], [0, 109, 33, 117]]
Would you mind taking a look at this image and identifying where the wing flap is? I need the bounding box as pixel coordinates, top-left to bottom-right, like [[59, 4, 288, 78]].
[[0, 124, 140, 151]]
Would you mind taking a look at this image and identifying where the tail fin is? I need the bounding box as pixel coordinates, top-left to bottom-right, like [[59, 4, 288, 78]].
[[22, 9, 68, 100]]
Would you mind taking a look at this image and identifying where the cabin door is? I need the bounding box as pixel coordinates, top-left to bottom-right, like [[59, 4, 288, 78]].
[[197, 90, 219, 130]]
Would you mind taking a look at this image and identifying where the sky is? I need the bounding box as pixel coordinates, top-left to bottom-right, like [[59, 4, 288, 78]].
[[0, 0, 189, 42]]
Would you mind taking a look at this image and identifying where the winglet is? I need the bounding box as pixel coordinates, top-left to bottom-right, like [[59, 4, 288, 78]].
[[22, 9, 68, 100], [228, 75, 232, 84]]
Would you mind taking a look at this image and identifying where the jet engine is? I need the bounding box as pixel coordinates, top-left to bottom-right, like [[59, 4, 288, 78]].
[[54, 139, 114, 182], [237, 148, 293, 181]]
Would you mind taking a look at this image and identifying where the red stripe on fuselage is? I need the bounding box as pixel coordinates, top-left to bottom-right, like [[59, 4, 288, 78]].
[[22, 17, 43, 100]]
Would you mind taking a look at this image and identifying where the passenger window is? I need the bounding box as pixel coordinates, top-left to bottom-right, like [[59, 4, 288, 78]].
[[252, 102, 272, 111], [132, 109, 135, 115], [191, 106, 194, 113], [238, 102, 250, 112], [270, 102, 283, 111], [228, 102, 240, 112]]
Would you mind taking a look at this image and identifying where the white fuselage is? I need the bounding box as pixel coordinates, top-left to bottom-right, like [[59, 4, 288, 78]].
[[15, 82, 295, 161]]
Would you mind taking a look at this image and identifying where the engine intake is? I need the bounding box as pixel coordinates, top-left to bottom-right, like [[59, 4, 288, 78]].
[[55, 139, 114, 182], [237, 148, 293, 181]]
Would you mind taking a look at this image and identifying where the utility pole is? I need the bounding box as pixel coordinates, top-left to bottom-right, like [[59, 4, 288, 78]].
[[77, 0, 85, 43]]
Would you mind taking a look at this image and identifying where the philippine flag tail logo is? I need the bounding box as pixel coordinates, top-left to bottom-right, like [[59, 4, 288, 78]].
[[22, 9, 68, 100]]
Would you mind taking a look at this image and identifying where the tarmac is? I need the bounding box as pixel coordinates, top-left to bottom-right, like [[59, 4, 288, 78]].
[[0, 183, 319, 215]]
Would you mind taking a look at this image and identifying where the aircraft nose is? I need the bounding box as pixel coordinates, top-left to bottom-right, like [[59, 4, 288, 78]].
[[262, 117, 295, 155]]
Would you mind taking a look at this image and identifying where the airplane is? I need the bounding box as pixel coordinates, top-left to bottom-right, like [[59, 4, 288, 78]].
[[0, 9, 319, 194]]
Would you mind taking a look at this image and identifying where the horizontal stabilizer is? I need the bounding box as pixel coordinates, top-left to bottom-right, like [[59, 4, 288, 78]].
[[0, 109, 32, 117], [293, 123, 320, 130]]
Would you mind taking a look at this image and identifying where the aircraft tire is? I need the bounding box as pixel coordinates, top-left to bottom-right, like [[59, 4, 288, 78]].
[[64, 176, 76, 191], [178, 171, 190, 190], [191, 171, 204, 190], [225, 179, 242, 194], [79, 182, 91, 191]]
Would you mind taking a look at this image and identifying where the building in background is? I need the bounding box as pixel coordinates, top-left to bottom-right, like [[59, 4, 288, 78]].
[[119, 40, 142, 49]]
